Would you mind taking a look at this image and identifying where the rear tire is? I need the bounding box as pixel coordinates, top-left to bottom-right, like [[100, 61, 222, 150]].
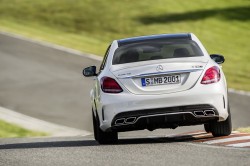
[[92, 111, 118, 144], [92, 111, 98, 141], [209, 105, 232, 137], [204, 123, 210, 133]]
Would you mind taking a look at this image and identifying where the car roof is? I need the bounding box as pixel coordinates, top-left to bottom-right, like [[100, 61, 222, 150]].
[[117, 33, 191, 47]]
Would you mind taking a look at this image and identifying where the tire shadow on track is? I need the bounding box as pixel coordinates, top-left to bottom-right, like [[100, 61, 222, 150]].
[[1, 131, 249, 149], [0, 136, 194, 150]]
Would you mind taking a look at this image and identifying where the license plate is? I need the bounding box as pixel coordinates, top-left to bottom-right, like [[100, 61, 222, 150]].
[[141, 75, 181, 86]]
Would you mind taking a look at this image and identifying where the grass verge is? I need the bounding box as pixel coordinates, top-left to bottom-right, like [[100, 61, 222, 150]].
[[0, 120, 47, 138], [0, 0, 249, 91], [236, 127, 250, 134]]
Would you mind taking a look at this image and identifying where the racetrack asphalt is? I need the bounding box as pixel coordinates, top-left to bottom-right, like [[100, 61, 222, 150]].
[[0, 32, 249, 166], [0, 135, 249, 166]]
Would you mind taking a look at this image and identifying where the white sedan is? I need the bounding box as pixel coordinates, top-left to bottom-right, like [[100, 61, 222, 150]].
[[83, 33, 232, 144]]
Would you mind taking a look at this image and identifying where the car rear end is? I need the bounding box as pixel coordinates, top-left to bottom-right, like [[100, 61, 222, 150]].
[[98, 33, 228, 132]]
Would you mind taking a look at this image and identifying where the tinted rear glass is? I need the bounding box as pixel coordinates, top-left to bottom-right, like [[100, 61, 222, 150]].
[[112, 40, 203, 65]]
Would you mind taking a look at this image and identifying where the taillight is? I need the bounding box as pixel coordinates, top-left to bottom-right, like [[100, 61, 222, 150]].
[[101, 77, 123, 93], [201, 66, 221, 84]]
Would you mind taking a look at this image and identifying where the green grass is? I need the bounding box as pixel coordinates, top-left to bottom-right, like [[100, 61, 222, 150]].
[[236, 127, 250, 133], [0, 120, 47, 138], [0, 0, 249, 90]]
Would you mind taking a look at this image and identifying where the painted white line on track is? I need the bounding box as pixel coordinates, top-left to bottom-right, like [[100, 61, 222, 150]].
[[0, 106, 91, 137], [226, 142, 250, 147], [166, 131, 205, 138], [203, 136, 250, 144], [183, 131, 206, 136], [192, 133, 212, 138]]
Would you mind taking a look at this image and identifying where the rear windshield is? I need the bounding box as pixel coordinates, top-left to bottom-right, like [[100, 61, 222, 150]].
[[112, 40, 203, 65]]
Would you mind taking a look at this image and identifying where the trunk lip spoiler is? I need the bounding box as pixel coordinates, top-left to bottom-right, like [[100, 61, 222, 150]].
[[117, 69, 203, 79]]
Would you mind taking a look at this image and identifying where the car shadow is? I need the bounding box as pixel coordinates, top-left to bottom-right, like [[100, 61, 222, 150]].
[[0, 135, 197, 150], [0, 139, 98, 149], [137, 6, 250, 25]]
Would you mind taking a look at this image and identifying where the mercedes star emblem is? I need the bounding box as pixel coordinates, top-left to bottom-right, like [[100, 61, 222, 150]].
[[156, 65, 164, 71]]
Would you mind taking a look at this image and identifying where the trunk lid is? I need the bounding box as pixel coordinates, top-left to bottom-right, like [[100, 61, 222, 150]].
[[110, 58, 208, 95]]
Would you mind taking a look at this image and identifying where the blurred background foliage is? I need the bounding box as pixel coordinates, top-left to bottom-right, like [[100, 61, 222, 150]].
[[0, 0, 249, 90]]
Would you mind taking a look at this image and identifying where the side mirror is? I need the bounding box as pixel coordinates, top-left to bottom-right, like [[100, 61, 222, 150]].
[[82, 66, 97, 77], [210, 54, 225, 64]]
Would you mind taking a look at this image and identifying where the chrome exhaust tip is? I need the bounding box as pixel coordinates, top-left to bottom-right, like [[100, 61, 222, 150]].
[[115, 118, 125, 125], [125, 117, 136, 124], [194, 111, 205, 116], [204, 110, 215, 116]]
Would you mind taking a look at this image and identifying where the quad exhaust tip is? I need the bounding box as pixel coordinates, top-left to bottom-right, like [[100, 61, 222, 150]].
[[194, 111, 205, 116], [125, 117, 136, 124], [204, 110, 215, 116], [194, 110, 215, 116], [115, 118, 125, 125], [115, 117, 137, 125]]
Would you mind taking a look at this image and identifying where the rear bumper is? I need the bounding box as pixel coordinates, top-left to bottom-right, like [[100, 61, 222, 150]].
[[97, 83, 228, 132], [111, 104, 219, 132]]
